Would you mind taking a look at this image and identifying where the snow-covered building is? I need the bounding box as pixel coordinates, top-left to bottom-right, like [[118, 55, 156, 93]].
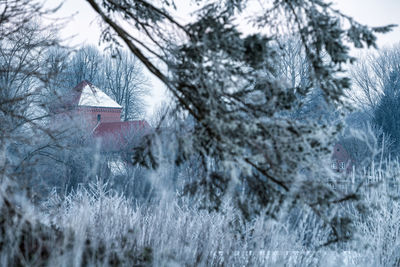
[[331, 143, 353, 174], [56, 80, 150, 151]]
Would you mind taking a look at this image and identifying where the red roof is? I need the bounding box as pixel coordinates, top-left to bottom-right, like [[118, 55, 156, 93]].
[[92, 120, 150, 151]]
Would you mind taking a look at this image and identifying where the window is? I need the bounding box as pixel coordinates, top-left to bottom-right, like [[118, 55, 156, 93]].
[[331, 162, 337, 169], [340, 162, 345, 169], [97, 114, 101, 122]]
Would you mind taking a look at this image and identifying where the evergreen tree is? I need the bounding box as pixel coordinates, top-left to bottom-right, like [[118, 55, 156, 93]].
[[373, 71, 400, 155], [86, 0, 394, 243]]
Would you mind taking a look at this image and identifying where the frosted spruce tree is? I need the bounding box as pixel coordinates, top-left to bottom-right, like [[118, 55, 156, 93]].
[[86, 0, 394, 244]]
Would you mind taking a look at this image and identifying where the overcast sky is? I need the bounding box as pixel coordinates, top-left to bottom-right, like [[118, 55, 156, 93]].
[[334, 0, 400, 47], [53, 0, 400, 118]]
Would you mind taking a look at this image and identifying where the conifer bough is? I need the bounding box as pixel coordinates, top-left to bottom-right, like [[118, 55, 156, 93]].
[[86, 0, 395, 244]]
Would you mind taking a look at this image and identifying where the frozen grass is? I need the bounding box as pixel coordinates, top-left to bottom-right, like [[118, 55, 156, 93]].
[[2, 160, 400, 266], [41, 182, 329, 266]]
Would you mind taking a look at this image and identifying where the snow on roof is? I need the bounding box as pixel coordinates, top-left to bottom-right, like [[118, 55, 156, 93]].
[[78, 83, 122, 109]]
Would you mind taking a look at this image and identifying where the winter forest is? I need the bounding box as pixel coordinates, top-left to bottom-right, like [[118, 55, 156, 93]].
[[2, 0, 400, 266]]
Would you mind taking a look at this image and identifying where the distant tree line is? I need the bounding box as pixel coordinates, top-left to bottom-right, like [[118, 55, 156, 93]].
[[338, 44, 400, 168], [44, 45, 149, 121]]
